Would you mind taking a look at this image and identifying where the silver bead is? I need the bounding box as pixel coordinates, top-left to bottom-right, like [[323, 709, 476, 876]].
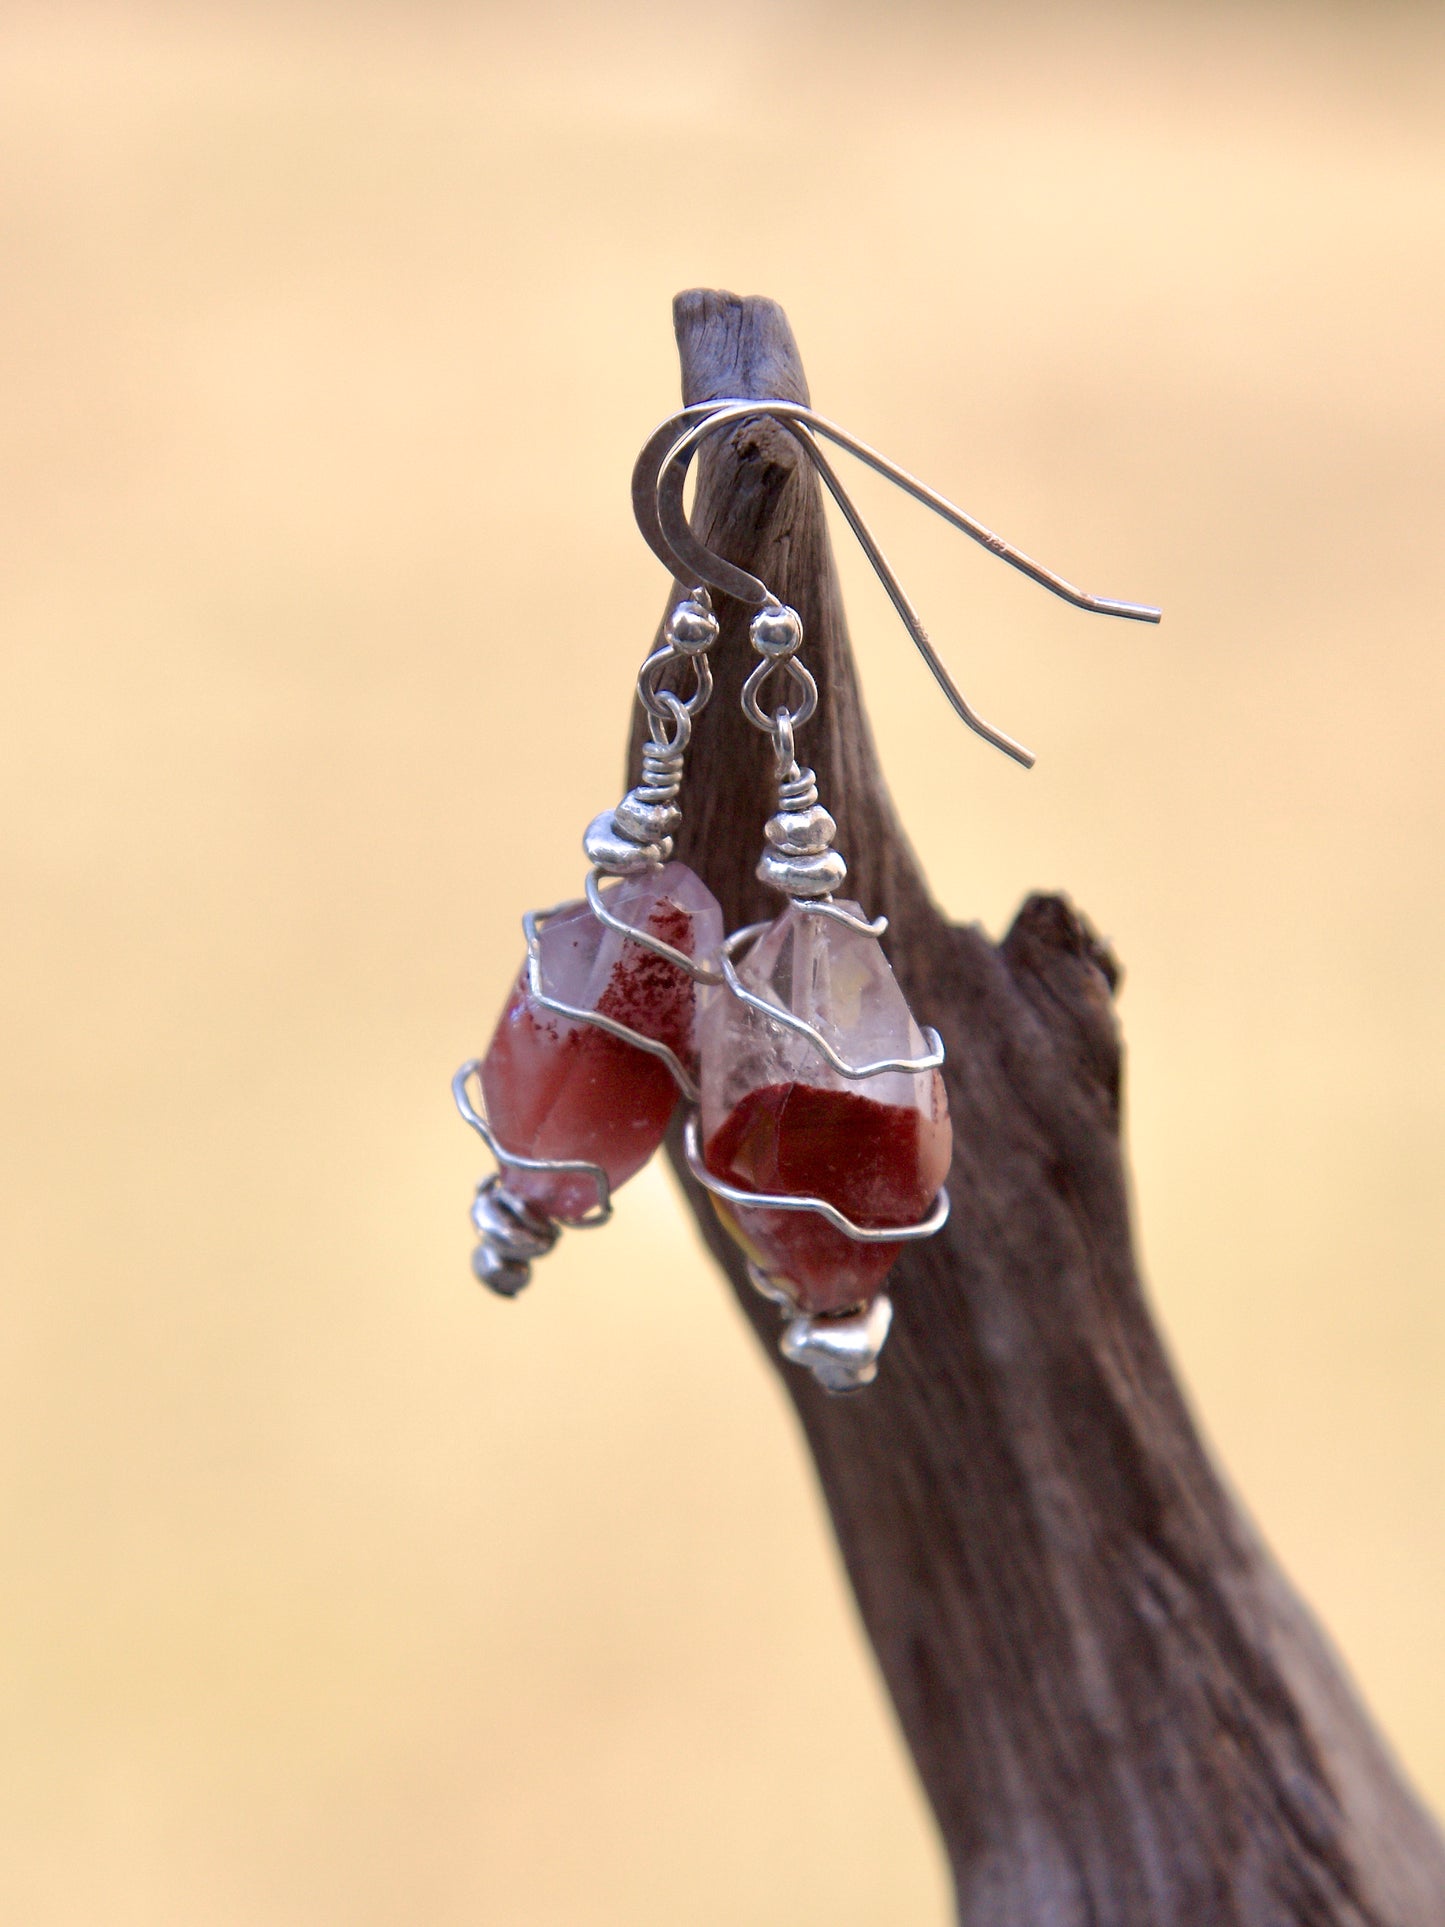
[[583, 809, 668, 875], [780, 1295, 893, 1393], [612, 792, 682, 845], [764, 804, 836, 856], [750, 604, 803, 657], [666, 598, 720, 654], [757, 846, 848, 897], [472, 1241, 532, 1298]]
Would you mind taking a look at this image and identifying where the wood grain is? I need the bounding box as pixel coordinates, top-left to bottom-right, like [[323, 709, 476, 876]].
[[628, 288, 1445, 1925]]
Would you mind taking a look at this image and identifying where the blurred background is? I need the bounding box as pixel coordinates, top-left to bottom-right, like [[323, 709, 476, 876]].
[[2, 2, 1443, 1921]]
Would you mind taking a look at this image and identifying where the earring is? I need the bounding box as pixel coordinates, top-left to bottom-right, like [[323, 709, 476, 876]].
[[681, 606, 953, 1391], [453, 587, 724, 1297], [457, 395, 1158, 1378]]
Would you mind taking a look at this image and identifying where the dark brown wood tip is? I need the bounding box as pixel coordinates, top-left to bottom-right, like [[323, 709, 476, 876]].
[[672, 289, 811, 408], [635, 289, 1445, 1925]]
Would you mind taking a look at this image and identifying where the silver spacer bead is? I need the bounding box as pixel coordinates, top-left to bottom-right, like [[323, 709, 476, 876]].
[[583, 809, 668, 875], [472, 1240, 533, 1298], [765, 803, 836, 856], [757, 846, 848, 897], [612, 792, 682, 845], [780, 1294, 894, 1393]]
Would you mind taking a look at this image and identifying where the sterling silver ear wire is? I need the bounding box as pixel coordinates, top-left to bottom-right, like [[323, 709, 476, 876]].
[[632, 398, 1161, 769]]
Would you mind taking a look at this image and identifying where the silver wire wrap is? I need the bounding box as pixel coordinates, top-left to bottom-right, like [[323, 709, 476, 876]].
[[583, 588, 719, 875], [682, 1113, 950, 1245], [584, 868, 723, 987], [523, 901, 701, 1104], [454, 1060, 614, 1225], [454, 1058, 608, 1296]]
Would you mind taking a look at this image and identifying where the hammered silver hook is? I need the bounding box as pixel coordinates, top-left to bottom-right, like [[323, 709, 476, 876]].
[[630, 398, 1160, 769]]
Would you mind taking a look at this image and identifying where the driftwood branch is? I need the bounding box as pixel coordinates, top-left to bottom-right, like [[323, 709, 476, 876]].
[[629, 289, 1445, 1925]]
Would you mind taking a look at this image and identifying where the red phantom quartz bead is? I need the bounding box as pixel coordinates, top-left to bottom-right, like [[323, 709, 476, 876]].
[[481, 862, 722, 1223], [699, 901, 951, 1315]]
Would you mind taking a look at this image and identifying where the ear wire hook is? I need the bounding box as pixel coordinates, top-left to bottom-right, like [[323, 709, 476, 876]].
[[631, 398, 1161, 769], [630, 402, 735, 583]]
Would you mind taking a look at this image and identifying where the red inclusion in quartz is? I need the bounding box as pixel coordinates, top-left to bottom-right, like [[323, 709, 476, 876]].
[[482, 896, 701, 1224], [703, 1078, 951, 1315], [593, 900, 694, 1054]]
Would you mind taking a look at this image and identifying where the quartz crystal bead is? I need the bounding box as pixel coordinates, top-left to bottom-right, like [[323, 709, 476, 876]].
[[700, 901, 951, 1315], [482, 862, 722, 1222]]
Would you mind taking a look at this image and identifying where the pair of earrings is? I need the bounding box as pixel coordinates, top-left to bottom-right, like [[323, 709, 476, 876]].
[[455, 400, 1158, 1392]]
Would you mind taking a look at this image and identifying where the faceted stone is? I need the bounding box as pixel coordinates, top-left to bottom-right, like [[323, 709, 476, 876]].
[[482, 862, 722, 1223], [699, 901, 951, 1314]]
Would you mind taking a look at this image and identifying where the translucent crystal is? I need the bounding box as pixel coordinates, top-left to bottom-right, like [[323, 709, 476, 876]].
[[482, 862, 722, 1222], [699, 901, 951, 1314]]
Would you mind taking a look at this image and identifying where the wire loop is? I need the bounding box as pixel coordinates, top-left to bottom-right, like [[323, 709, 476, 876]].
[[740, 653, 818, 737]]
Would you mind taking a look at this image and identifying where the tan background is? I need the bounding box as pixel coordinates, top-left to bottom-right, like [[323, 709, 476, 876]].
[[3, 3, 1443, 1921]]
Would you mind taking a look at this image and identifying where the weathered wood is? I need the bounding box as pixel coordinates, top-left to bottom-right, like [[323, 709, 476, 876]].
[[631, 289, 1445, 1925]]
